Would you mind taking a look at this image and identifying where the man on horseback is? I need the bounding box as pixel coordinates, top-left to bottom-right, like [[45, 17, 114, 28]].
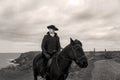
[[41, 25, 61, 76], [33, 30, 88, 80]]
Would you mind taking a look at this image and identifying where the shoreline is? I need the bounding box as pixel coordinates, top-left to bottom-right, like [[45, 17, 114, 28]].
[[0, 53, 20, 69]]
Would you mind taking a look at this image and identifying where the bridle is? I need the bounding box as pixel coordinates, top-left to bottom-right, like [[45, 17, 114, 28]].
[[71, 44, 78, 60], [58, 44, 85, 61], [71, 44, 86, 61]]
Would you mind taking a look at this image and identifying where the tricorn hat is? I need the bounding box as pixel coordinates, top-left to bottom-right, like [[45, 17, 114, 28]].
[[47, 25, 58, 31]]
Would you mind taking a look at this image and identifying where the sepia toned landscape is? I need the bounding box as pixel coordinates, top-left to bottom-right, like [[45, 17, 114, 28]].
[[0, 50, 120, 80], [0, 0, 120, 80]]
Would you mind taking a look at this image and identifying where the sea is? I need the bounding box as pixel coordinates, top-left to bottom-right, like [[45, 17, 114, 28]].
[[0, 53, 21, 69]]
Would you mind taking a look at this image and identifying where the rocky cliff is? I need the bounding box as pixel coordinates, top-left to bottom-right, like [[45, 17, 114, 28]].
[[1, 51, 120, 80], [10, 51, 41, 70]]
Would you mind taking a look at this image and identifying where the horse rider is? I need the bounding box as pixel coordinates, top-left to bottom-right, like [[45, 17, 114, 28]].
[[41, 25, 61, 74]]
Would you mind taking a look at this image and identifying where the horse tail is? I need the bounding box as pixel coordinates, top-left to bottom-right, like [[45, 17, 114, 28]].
[[32, 54, 39, 80], [32, 53, 46, 78], [32, 53, 42, 79]]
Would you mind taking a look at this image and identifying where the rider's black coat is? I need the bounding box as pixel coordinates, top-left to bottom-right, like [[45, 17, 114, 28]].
[[41, 32, 61, 56]]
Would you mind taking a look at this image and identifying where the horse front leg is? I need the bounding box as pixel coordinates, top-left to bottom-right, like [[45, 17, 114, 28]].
[[58, 75, 66, 80], [45, 75, 50, 80], [33, 73, 38, 80]]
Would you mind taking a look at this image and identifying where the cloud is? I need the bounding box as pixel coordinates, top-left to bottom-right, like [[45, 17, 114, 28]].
[[0, 0, 120, 52]]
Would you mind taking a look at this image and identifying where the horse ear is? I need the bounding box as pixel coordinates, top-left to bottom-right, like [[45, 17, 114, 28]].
[[70, 38, 74, 44]]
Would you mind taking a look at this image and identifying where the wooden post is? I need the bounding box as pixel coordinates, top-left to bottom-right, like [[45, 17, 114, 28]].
[[105, 49, 106, 53], [94, 48, 96, 53]]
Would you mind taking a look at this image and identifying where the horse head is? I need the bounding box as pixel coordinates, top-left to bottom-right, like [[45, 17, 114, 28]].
[[69, 38, 88, 68]]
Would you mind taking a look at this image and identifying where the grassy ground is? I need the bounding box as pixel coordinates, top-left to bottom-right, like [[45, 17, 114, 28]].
[[0, 60, 95, 80], [92, 60, 120, 80], [67, 60, 94, 80], [0, 68, 34, 80], [0, 51, 120, 80]]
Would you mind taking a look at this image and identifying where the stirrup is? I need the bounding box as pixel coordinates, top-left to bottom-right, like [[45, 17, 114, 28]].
[[43, 76, 46, 80], [43, 72, 48, 79]]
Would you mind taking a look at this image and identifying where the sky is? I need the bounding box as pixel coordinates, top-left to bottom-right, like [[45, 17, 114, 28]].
[[0, 0, 120, 53]]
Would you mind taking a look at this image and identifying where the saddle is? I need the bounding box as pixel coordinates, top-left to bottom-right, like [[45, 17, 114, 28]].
[[47, 52, 60, 67], [41, 52, 61, 78], [47, 58, 53, 68], [45, 52, 59, 74]]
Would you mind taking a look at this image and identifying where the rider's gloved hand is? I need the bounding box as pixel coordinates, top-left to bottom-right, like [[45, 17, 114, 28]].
[[43, 51, 50, 59], [45, 53, 50, 59]]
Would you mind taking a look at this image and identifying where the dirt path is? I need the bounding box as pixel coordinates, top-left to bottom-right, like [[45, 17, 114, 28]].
[[67, 60, 95, 80], [92, 60, 120, 80]]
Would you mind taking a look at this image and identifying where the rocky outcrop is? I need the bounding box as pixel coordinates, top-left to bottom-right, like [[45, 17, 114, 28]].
[[10, 51, 41, 70], [1, 51, 120, 80]]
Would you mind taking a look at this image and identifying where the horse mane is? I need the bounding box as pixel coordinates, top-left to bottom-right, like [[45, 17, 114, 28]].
[[60, 39, 82, 54], [74, 39, 82, 47]]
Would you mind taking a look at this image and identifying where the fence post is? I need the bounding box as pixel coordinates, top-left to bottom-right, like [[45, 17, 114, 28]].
[[105, 49, 107, 53], [94, 48, 96, 53]]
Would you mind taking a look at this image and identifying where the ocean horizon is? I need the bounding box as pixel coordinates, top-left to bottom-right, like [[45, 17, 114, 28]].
[[0, 53, 21, 69]]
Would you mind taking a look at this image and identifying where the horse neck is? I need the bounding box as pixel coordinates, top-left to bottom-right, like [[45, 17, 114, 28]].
[[57, 45, 73, 73], [60, 44, 73, 60]]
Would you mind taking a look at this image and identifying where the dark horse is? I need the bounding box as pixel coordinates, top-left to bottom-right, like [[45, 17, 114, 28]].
[[33, 38, 88, 80]]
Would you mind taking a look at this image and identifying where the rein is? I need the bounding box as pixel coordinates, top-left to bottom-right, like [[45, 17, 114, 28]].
[[55, 55, 62, 73]]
